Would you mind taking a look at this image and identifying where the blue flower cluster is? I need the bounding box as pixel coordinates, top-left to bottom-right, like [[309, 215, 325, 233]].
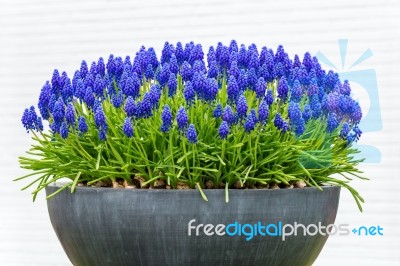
[[22, 40, 363, 145]]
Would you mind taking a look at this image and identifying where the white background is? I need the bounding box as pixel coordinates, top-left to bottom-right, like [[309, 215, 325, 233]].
[[1, 0, 400, 265]]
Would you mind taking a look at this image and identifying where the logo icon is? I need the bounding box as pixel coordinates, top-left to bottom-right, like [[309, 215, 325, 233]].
[[316, 39, 381, 163]]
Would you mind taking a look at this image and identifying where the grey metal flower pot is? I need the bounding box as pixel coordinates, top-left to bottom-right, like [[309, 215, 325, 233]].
[[46, 184, 340, 266]]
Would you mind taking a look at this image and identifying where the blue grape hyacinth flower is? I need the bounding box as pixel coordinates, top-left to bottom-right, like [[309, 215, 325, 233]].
[[177, 106, 189, 131], [123, 117, 134, 138], [219, 121, 229, 139], [78, 116, 88, 133], [186, 124, 198, 144], [161, 104, 173, 133]]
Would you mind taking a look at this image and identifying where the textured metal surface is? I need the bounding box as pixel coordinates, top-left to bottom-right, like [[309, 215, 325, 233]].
[[46, 185, 340, 266]]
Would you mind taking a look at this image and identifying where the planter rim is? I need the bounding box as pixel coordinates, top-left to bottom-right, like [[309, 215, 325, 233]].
[[48, 182, 339, 193]]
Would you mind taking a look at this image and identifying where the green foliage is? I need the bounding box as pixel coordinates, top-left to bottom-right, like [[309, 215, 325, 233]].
[[17, 74, 365, 211]]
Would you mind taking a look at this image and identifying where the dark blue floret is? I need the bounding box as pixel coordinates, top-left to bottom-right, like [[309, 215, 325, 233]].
[[161, 41, 172, 65], [93, 75, 105, 96], [327, 92, 340, 113], [99, 129, 107, 141], [229, 61, 239, 80], [237, 69, 248, 90], [97, 57, 105, 77], [192, 60, 206, 74], [341, 80, 351, 96], [229, 40, 238, 54], [186, 124, 198, 144], [353, 126, 362, 141], [294, 117, 305, 136], [192, 72, 206, 99], [325, 70, 339, 91], [288, 102, 302, 125], [149, 84, 162, 108], [111, 90, 124, 108], [250, 109, 258, 124], [259, 47, 268, 66], [302, 52, 313, 72], [177, 106, 189, 130], [265, 90, 274, 106], [65, 103, 75, 125], [123, 117, 134, 138], [145, 64, 154, 80], [51, 69, 61, 96], [207, 46, 216, 67], [183, 81, 195, 105], [175, 42, 185, 65], [78, 116, 88, 133], [255, 77, 266, 98], [94, 106, 107, 130], [213, 103, 223, 118], [222, 105, 235, 125], [137, 93, 153, 118], [340, 123, 350, 139], [60, 121, 69, 139], [113, 57, 124, 81], [207, 61, 219, 79], [277, 76, 289, 101], [184, 42, 194, 62], [248, 52, 260, 70], [227, 76, 239, 102], [244, 113, 256, 132], [205, 78, 218, 102], [169, 54, 179, 74], [72, 71, 81, 91], [125, 96, 136, 118], [168, 73, 178, 97], [80, 61, 88, 80], [161, 104, 173, 133], [302, 104, 312, 123], [236, 94, 248, 119], [350, 101, 362, 124], [74, 79, 85, 100], [218, 45, 230, 70], [274, 113, 289, 133], [258, 100, 269, 124], [36, 117, 44, 131], [310, 96, 322, 118], [159, 63, 171, 87], [238, 44, 247, 68], [247, 68, 258, 90], [291, 80, 303, 102], [229, 51, 238, 69], [219, 121, 229, 139], [123, 73, 140, 98], [22, 106, 40, 132], [307, 78, 319, 97], [293, 55, 302, 68], [189, 44, 204, 65], [106, 54, 115, 77], [326, 113, 339, 134], [52, 98, 65, 123], [89, 61, 97, 76], [38, 81, 52, 120], [146, 48, 159, 70], [84, 73, 95, 89], [181, 61, 193, 82], [84, 87, 95, 109]]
